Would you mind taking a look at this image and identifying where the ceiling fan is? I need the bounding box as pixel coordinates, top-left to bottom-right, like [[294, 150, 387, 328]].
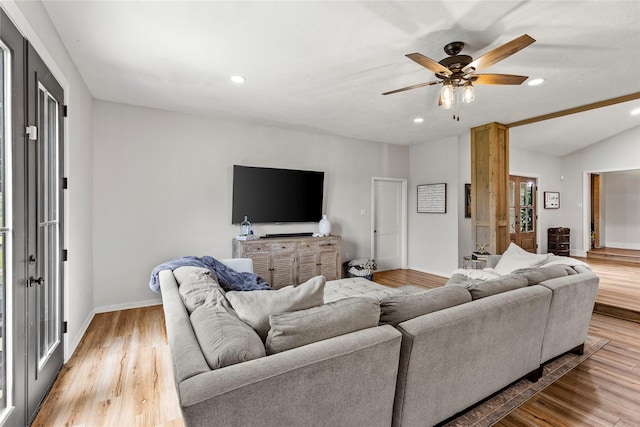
[[383, 34, 536, 120]]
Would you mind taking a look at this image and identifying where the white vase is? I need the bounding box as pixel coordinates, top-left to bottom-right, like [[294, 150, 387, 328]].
[[318, 214, 332, 235]]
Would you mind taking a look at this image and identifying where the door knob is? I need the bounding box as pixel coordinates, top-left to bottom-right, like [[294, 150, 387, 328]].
[[28, 276, 44, 287]]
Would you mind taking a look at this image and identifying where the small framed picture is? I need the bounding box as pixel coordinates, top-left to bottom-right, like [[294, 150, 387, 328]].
[[544, 191, 560, 209]]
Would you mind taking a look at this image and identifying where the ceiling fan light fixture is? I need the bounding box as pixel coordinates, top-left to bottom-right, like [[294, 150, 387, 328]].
[[631, 107, 640, 116], [414, 117, 424, 123], [528, 78, 544, 86], [440, 81, 454, 110], [230, 75, 246, 84], [462, 81, 475, 103]]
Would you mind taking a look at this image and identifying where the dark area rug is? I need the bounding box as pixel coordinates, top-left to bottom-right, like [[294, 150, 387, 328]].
[[442, 336, 608, 427]]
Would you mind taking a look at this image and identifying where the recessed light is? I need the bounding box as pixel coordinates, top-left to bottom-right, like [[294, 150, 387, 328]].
[[230, 75, 246, 84], [631, 107, 640, 116], [528, 78, 544, 86], [414, 117, 424, 123]]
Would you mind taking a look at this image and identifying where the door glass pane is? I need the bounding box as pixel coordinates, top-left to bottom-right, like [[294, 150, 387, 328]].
[[524, 182, 534, 207], [526, 208, 534, 232], [37, 85, 60, 367], [0, 41, 9, 413], [520, 182, 532, 206], [520, 207, 534, 232]]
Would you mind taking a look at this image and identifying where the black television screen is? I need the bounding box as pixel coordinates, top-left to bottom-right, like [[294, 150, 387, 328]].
[[232, 165, 324, 224]]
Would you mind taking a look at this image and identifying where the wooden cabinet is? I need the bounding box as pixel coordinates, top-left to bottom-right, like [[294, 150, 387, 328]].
[[548, 227, 570, 256], [232, 236, 341, 289]]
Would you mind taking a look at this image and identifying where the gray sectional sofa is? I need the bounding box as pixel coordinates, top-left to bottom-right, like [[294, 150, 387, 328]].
[[158, 250, 599, 427]]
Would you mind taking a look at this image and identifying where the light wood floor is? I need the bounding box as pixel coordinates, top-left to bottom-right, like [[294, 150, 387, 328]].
[[582, 257, 640, 320], [32, 260, 640, 426]]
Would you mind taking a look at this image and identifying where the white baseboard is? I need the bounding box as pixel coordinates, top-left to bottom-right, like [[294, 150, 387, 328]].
[[65, 309, 95, 363], [94, 298, 162, 314], [604, 242, 640, 250], [571, 249, 587, 258]]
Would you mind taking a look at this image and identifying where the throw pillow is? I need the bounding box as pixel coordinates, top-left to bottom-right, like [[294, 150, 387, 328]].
[[173, 266, 215, 285], [190, 297, 265, 370], [458, 274, 528, 300], [174, 266, 222, 313], [265, 297, 380, 355], [494, 243, 549, 275], [512, 264, 571, 286], [226, 275, 326, 340], [379, 286, 472, 326]]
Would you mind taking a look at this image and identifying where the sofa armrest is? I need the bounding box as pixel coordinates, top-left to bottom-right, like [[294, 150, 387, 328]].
[[220, 257, 253, 273], [392, 286, 551, 427], [179, 325, 402, 427], [538, 270, 599, 362]]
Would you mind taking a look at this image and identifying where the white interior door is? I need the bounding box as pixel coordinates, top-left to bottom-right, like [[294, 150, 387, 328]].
[[372, 178, 407, 271]]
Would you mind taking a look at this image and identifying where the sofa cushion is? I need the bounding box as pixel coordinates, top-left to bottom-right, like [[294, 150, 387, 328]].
[[174, 266, 223, 313], [226, 275, 326, 340], [379, 287, 472, 326], [324, 277, 405, 303], [190, 295, 265, 369], [460, 274, 529, 300], [512, 264, 572, 286], [494, 243, 549, 275], [265, 297, 380, 355]]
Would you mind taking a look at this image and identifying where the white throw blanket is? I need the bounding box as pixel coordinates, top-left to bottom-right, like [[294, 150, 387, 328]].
[[542, 255, 590, 269], [453, 245, 591, 280]]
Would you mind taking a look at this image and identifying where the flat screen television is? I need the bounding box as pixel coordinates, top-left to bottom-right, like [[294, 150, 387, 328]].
[[232, 165, 324, 224]]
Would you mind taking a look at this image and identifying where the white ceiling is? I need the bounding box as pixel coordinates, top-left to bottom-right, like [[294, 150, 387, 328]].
[[42, 1, 640, 155]]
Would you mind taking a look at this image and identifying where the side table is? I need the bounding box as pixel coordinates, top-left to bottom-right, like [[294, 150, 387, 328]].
[[463, 256, 486, 270]]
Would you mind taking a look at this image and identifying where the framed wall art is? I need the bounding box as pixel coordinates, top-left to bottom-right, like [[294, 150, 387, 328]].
[[544, 191, 560, 209], [417, 183, 446, 213]]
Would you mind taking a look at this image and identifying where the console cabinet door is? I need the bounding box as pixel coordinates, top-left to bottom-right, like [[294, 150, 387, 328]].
[[249, 253, 270, 284], [318, 239, 341, 281], [318, 250, 340, 281], [297, 241, 319, 283], [271, 252, 296, 288]]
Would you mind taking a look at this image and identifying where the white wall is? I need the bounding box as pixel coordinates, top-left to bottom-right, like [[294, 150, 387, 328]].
[[92, 100, 409, 310], [561, 126, 640, 256], [509, 146, 564, 254], [602, 169, 640, 249], [408, 136, 460, 277], [4, 0, 95, 359], [457, 134, 472, 265]]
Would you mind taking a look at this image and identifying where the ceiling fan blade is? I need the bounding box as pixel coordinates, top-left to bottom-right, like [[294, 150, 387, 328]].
[[462, 34, 535, 73], [406, 53, 452, 77], [471, 74, 529, 85], [382, 80, 440, 95]]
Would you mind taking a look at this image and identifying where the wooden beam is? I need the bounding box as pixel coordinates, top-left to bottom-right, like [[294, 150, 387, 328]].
[[506, 92, 640, 128], [471, 122, 510, 255]]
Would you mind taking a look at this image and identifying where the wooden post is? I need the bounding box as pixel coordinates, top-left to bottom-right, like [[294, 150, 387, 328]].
[[471, 122, 510, 255]]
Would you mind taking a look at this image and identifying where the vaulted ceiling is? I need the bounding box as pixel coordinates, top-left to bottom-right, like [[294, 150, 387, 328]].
[[42, 1, 640, 155]]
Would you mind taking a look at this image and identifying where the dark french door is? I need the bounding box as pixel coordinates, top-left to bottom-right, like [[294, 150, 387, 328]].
[[0, 8, 65, 425], [509, 175, 537, 253], [25, 43, 65, 423]]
